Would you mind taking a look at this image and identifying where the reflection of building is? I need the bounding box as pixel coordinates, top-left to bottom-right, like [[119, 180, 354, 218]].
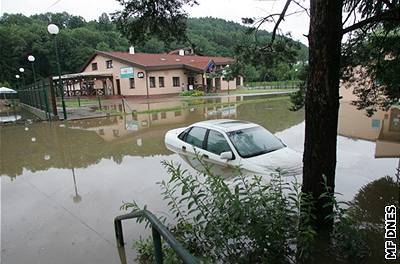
[[376, 107, 400, 158], [204, 97, 237, 119], [338, 103, 400, 158]]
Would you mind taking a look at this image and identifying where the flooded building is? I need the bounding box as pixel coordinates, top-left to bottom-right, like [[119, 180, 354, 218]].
[[59, 47, 243, 97]]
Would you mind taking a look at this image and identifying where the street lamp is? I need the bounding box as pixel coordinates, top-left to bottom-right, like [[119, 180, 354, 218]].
[[19, 67, 26, 88], [15, 74, 20, 89], [28, 55, 37, 84], [47, 23, 67, 120]]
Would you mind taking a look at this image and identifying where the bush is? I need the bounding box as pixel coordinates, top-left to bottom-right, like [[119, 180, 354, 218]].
[[179, 90, 205, 97], [122, 158, 370, 263]]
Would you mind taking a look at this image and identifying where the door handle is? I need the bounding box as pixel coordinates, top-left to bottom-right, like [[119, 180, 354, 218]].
[[202, 154, 209, 159], [182, 146, 186, 151]]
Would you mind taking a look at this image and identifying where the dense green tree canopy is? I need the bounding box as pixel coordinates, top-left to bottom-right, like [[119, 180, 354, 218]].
[[0, 12, 307, 87], [0, 12, 129, 86]]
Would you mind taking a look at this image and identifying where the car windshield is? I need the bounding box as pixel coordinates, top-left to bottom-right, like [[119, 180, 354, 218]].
[[227, 126, 285, 158]]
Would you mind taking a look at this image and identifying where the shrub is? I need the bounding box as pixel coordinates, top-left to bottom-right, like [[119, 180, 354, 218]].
[[179, 90, 205, 97], [122, 158, 369, 263]]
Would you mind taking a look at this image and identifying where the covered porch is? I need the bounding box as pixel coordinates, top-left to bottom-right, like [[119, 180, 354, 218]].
[[53, 71, 114, 97]]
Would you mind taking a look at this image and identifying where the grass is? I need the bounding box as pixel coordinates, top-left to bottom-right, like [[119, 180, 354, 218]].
[[244, 80, 302, 88], [212, 88, 298, 95], [94, 109, 123, 115], [57, 99, 99, 108], [136, 95, 291, 114]]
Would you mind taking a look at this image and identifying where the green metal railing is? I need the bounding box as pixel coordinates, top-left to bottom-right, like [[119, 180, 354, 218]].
[[18, 79, 53, 120], [114, 210, 198, 264]]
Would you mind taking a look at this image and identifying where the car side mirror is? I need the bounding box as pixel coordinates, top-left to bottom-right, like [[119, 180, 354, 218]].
[[220, 151, 233, 160]]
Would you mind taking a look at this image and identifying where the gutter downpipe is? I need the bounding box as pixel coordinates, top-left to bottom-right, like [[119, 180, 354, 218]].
[[145, 70, 149, 99]]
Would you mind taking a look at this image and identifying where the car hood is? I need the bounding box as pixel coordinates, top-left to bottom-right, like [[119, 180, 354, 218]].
[[244, 147, 303, 176]]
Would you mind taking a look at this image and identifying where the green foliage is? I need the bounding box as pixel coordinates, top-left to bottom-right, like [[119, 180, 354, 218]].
[[289, 65, 308, 111], [179, 90, 205, 97], [0, 12, 307, 87], [342, 29, 400, 115], [245, 80, 301, 88], [0, 12, 129, 86], [122, 158, 369, 263], [112, 0, 198, 45], [0, 81, 10, 87]]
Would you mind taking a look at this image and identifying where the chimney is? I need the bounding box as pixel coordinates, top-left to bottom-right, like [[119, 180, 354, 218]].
[[178, 49, 185, 56], [129, 46, 135, 54]]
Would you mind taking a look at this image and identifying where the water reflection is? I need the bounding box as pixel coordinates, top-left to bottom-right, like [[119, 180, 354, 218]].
[[1, 98, 399, 264], [1, 98, 304, 178], [338, 103, 400, 158]]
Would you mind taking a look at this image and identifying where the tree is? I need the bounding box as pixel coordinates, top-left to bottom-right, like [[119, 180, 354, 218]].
[[112, 0, 199, 45], [97, 13, 113, 31]]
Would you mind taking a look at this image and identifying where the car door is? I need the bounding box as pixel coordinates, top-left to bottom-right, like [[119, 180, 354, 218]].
[[203, 129, 241, 178], [178, 126, 208, 170]]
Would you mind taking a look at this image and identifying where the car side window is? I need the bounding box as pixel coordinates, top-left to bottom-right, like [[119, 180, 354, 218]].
[[206, 129, 231, 155], [178, 127, 191, 141], [185, 126, 207, 149]]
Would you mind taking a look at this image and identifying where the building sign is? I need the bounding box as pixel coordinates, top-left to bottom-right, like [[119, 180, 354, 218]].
[[206, 61, 216, 73], [125, 120, 139, 131], [137, 72, 145, 78], [120, 67, 134, 78]]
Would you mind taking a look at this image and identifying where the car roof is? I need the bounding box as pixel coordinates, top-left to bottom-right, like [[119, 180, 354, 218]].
[[191, 119, 259, 132]]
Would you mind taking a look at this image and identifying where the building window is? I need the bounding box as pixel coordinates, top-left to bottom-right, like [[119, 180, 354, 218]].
[[106, 60, 113, 69], [152, 113, 158, 120], [175, 111, 181, 117], [129, 78, 135, 89], [161, 112, 167, 119], [149, 77, 156, 88], [92, 63, 98, 71], [173, 77, 180, 87], [159, 77, 165, 87], [236, 77, 241, 86]]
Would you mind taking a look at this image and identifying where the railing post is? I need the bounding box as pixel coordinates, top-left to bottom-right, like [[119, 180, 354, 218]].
[[152, 226, 163, 264], [115, 219, 124, 247], [121, 97, 126, 113], [97, 93, 102, 110], [42, 80, 51, 121]]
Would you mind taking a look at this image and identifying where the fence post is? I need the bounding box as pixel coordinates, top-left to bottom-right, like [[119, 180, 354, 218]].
[[121, 97, 126, 113], [42, 80, 51, 121], [97, 93, 102, 110], [49, 77, 58, 117]]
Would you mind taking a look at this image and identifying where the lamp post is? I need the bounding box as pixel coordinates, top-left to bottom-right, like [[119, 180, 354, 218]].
[[28, 55, 37, 84], [19, 67, 26, 88], [15, 74, 20, 89], [47, 23, 67, 120]]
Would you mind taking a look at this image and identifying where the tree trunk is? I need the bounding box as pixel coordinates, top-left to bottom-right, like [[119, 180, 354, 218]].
[[302, 0, 343, 233]]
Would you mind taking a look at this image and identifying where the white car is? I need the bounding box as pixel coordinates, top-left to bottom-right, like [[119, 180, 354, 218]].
[[164, 119, 302, 177]]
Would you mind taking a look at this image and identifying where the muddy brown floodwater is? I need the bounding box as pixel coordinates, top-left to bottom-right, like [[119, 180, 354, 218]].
[[1, 97, 399, 263]]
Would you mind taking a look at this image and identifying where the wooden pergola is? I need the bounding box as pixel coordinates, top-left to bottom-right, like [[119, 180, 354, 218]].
[[52, 71, 114, 97]]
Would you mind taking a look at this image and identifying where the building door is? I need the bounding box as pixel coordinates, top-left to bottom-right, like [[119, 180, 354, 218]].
[[188, 76, 195, 90], [116, 79, 121, 95]]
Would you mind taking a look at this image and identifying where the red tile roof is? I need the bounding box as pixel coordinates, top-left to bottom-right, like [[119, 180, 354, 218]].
[[90, 50, 234, 72]]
